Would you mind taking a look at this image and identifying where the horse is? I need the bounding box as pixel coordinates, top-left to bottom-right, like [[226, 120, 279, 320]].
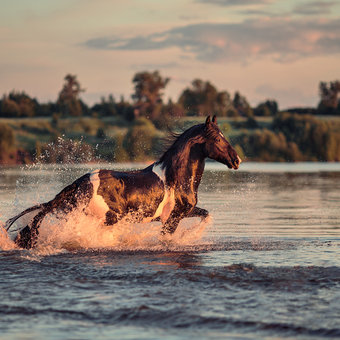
[[5, 115, 241, 249]]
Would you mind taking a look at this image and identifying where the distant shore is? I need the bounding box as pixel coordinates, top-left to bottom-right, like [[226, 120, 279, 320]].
[[0, 114, 340, 165]]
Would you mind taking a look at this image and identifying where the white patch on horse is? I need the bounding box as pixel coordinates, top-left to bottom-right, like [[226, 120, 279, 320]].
[[143, 163, 175, 223], [152, 162, 166, 182], [87, 170, 109, 220]]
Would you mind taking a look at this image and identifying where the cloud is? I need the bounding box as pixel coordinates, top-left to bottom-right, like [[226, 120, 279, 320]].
[[196, 0, 272, 7], [84, 17, 340, 64], [293, 1, 337, 16], [130, 62, 179, 70]]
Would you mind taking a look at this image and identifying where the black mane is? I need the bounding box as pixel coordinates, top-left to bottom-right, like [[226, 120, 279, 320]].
[[157, 122, 221, 186], [158, 124, 204, 164]]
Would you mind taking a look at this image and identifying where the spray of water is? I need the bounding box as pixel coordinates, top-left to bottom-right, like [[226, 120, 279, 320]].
[[0, 208, 211, 253], [56, 215, 207, 252]]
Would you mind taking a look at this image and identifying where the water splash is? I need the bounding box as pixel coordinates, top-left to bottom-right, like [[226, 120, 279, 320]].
[[0, 223, 17, 250], [34, 210, 211, 253], [1, 206, 211, 254]]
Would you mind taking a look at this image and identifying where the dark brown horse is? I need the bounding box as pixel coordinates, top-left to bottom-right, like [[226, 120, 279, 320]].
[[5, 115, 241, 249]]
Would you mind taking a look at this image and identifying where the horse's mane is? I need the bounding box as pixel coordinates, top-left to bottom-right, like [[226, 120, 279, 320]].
[[158, 124, 205, 165], [155, 125, 185, 157]]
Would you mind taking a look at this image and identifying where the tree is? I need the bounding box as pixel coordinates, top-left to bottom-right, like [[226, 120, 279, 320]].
[[254, 100, 278, 116], [0, 91, 37, 117], [57, 74, 85, 116], [233, 91, 253, 117], [317, 80, 340, 115], [179, 79, 234, 116], [92, 94, 117, 116], [0, 96, 20, 117], [132, 70, 170, 121], [215, 91, 236, 117], [155, 99, 184, 130], [115, 95, 134, 121]]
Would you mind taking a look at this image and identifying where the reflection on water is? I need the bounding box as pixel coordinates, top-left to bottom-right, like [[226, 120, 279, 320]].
[[0, 162, 339, 339]]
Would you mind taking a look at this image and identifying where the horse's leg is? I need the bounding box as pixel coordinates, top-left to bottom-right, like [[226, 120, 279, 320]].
[[161, 211, 183, 234], [187, 206, 209, 220], [161, 206, 211, 238]]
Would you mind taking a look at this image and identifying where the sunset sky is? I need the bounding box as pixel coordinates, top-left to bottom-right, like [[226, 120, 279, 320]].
[[1, 0, 339, 109]]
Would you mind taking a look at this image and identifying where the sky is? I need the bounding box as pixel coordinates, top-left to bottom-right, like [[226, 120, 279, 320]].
[[0, 0, 340, 109]]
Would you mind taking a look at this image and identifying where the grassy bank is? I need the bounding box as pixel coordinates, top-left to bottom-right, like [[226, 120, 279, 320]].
[[1, 114, 340, 164]]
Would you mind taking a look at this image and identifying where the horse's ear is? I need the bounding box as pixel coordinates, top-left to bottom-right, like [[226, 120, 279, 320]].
[[205, 116, 211, 126], [212, 115, 217, 124]]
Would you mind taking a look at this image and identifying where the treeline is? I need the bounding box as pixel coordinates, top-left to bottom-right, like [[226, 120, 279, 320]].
[[1, 72, 340, 122], [0, 71, 340, 164], [0, 72, 270, 127]]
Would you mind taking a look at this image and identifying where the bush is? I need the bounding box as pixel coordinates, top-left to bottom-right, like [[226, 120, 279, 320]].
[[0, 123, 15, 161], [273, 113, 340, 161], [0, 123, 15, 150], [123, 118, 157, 161], [220, 122, 232, 135], [239, 129, 303, 162], [112, 133, 129, 162]]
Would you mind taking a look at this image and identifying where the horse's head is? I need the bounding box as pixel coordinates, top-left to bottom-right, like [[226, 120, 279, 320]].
[[203, 115, 241, 169]]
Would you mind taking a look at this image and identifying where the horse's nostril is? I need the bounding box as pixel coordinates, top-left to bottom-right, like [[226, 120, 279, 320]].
[[237, 156, 242, 164], [233, 156, 242, 168]]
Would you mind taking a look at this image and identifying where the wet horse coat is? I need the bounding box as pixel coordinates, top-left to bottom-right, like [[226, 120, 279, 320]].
[[5, 116, 241, 249]]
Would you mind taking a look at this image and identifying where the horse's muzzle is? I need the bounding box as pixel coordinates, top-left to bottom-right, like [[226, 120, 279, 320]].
[[232, 156, 242, 169]]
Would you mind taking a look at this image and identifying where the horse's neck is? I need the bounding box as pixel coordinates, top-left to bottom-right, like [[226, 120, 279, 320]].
[[161, 143, 205, 193], [185, 157, 205, 193]]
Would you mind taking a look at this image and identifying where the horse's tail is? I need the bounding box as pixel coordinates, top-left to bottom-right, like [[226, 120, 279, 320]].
[[5, 203, 49, 249]]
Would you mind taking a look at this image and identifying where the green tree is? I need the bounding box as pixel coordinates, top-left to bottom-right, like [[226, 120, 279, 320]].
[[0, 96, 20, 117], [57, 74, 85, 116], [215, 91, 237, 117], [92, 94, 117, 116], [254, 100, 278, 116], [115, 95, 134, 121], [317, 80, 340, 115], [179, 79, 234, 116], [233, 91, 253, 117], [0, 91, 37, 117], [132, 71, 170, 121]]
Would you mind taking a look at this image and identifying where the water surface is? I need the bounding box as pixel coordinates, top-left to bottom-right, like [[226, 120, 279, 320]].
[[0, 162, 339, 339]]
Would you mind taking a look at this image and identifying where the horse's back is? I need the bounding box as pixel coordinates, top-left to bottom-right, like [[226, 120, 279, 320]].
[[94, 167, 165, 218]]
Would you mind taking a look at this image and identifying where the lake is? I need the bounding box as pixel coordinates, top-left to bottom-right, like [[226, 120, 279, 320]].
[[0, 162, 339, 339]]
